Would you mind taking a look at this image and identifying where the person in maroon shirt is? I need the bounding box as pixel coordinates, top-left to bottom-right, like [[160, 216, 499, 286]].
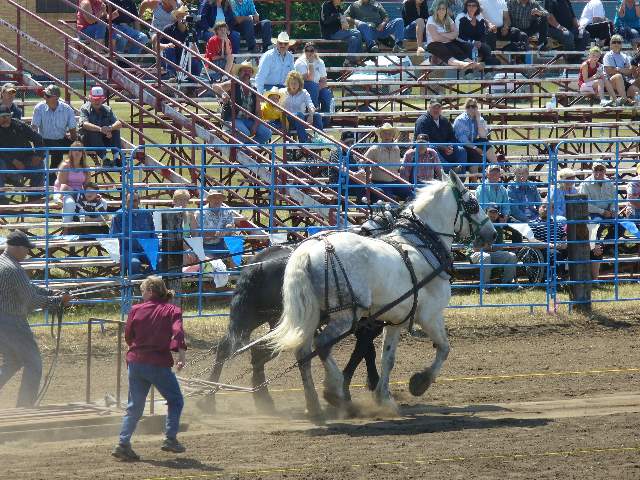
[[112, 276, 187, 461]]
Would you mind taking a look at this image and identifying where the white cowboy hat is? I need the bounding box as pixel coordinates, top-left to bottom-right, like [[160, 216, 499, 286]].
[[273, 31, 296, 46], [231, 60, 257, 76], [375, 122, 399, 138]]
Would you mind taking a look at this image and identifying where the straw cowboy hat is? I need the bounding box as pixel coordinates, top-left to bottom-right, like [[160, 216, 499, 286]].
[[231, 60, 257, 76], [206, 190, 225, 200], [172, 5, 189, 19], [273, 31, 296, 46], [375, 123, 399, 138], [265, 86, 283, 101]]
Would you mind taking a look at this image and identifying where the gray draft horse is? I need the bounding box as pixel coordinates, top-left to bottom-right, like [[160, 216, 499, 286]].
[[203, 208, 398, 413]]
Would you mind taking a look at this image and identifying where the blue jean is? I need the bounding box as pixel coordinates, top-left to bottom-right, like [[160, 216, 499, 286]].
[[615, 25, 640, 42], [114, 23, 149, 54], [79, 23, 106, 41], [199, 29, 242, 54], [357, 18, 405, 48], [303, 81, 334, 127], [119, 362, 184, 445], [0, 314, 43, 407], [370, 180, 412, 202], [548, 25, 590, 51], [329, 29, 363, 57], [436, 146, 467, 172], [82, 129, 122, 160], [289, 112, 323, 143], [163, 47, 203, 77], [234, 117, 272, 145], [404, 19, 424, 41], [232, 18, 272, 51]]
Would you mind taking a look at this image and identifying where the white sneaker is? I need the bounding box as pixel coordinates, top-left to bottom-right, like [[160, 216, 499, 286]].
[[600, 99, 613, 107]]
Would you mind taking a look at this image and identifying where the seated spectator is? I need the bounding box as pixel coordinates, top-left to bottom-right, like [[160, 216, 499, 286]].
[[73, 181, 110, 237], [261, 87, 284, 124], [79, 86, 123, 167], [481, 0, 529, 50], [1, 83, 22, 120], [614, 0, 640, 44], [476, 164, 510, 219], [579, 46, 617, 106], [230, 0, 272, 53], [345, 0, 406, 53], [255, 32, 295, 93], [77, 0, 108, 41], [529, 203, 568, 267], [470, 205, 517, 289], [579, 162, 618, 246], [603, 34, 639, 106], [507, 0, 549, 51], [507, 164, 541, 222], [414, 99, 467, 172], [195, 190, 235, 258], [0, 106, 45, 205], [140, 0, 181, 33], [213, 61, 272, 145], [453, 98, 497, 183], [172, 189, 197, 235], [205, 21, 234, 82], [159, 6, 204, 79], [545, 0, 590, 58], [110, 192, 157, 275], [320, 0, 364, 67], [111, 0, 149, 54], [402, 0, 430, 54], [632, 37, 640, 65], [579, 0, 613, 46], [447, 0, 465, 17], [54, 142, 89, 224], [455, 0, 500, 65], [31, 85, 78, 184], [281, 71, 324, 144], [399, 134, 443, 185], [360, 123, 408, 200], [426, 0, 479, 69], [197, 0, 241, 52], [549, 167, 577, 218], [294, 43, 334, 128]]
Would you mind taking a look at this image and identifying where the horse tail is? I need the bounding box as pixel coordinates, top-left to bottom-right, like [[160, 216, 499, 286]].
[[266, 248, 319, 353]]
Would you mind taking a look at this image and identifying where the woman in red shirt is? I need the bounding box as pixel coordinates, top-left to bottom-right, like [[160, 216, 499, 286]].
[[205, 21, 234, 82], [579, 45, 617, 107], [112, 276, 187, 461]]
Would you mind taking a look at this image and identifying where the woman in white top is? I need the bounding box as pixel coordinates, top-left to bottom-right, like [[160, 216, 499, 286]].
[[294, 42, 334, 127], [426, 0, 482, 69], [603, 34, 639, 105], [281, 71, 324, 143]]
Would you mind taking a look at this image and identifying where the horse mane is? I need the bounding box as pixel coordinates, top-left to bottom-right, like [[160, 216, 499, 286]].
[[409, 180, 450, 214]]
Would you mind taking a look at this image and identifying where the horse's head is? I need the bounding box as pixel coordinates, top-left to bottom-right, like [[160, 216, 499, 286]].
[[448, 171, 496, 248]]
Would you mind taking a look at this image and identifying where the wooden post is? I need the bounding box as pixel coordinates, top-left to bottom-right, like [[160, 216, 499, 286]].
[[161, 212, 183, 307], [565, 194, 591, 312]]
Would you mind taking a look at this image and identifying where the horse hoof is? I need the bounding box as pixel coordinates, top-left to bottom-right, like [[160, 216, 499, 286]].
[[409, 371, 433, 397], [253, 396, 277, 415], [307, 410, 326, 425], [323, 389, 344, 408]]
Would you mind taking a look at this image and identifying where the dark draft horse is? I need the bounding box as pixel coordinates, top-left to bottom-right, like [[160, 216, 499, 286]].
[[202, 210, 398, 413]]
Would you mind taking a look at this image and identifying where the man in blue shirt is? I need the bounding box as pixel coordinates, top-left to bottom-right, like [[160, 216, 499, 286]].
[[507, 164, 541, 222], [255, 31, 295, 93], [476, 164, 510, 219], [230, 0, 272, 53], [110, 192, 157, 275]]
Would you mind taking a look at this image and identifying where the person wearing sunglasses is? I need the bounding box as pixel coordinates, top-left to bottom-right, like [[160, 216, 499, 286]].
[[603, 34, 640, 105], [455, 0, 500, 66], [453, 98, 497, 183], [294, 42, 334, 127]]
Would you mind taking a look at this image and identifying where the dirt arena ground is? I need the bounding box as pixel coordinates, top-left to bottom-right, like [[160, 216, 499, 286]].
[[1, 305, 639, 479]]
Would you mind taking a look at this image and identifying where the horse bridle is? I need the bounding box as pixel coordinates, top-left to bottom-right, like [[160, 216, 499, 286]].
[[450, 182, 490, 243]]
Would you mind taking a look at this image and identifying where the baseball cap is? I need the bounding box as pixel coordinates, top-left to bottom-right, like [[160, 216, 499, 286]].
[[486, 204, 499, 213], [44, 84, 61, 97], [592, 162, 606, 171], [0, 105, 12, 117], [415, 134, 429, 143], [6, 230, 35, 249], [89, 86, 106, 101]]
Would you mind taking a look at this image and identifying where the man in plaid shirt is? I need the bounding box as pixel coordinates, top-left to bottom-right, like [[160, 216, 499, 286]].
[[507, 0, 549, 50]]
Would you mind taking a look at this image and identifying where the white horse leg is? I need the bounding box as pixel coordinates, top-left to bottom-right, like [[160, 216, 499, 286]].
[[296, 340, 323, 422], [410, 313, 450, 396], [373, 325, 402, 411], [314, 316, 353, 410]]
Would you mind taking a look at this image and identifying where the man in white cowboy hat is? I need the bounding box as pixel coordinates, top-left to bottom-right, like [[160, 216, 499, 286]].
[[158, 5, 204, 78], [359, 122, 409, 200], [255, 31, 295, 93], [230, 0, 273, 53], [212, 61, 273, 145], [195, 190, 237, 258]]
